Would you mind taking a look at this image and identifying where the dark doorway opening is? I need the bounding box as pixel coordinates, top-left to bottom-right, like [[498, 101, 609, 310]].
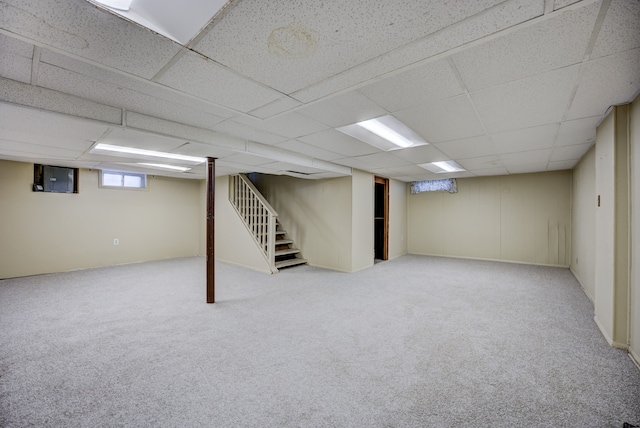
[[374, 176, 389, 262]]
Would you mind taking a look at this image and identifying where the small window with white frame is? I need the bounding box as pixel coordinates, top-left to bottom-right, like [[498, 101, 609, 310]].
[[100, 170, 147, 189]]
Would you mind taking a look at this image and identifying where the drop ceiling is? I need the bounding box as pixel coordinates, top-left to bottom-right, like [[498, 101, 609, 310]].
[[0, 0, 638, 181]]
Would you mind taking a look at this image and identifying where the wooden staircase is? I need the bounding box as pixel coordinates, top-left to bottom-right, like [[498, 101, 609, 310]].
[[229, 174, 307, 272], [274, 220, 307, 269]]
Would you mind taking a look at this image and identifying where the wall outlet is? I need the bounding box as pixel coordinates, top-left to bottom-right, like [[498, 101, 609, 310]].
[[113, 238, 119, 246]]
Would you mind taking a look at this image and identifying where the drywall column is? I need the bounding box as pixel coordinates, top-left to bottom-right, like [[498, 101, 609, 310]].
[[594, 105, 630, 348], [629, 96, 640, 365], [206, 157, 216, 303]]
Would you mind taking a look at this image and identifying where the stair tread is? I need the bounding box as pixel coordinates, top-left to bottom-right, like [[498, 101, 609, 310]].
[[275, 248, 301, 256], [276, 239, 294, 245], [275, 258, 308, 269]]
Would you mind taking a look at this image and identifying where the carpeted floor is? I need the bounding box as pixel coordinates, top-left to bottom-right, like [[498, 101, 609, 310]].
[[1, 255, 639, 427]]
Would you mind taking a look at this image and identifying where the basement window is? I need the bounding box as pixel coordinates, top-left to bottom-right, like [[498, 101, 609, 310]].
[[100, 170, 146, 189], [411, 178, 457, 194]]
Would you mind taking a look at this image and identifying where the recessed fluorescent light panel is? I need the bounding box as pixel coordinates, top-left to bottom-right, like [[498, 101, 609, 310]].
[[336, 115, 428, 151], [137, 163, 191, 172], [92, 143, 206, 164], [419, 160, 466, 174]]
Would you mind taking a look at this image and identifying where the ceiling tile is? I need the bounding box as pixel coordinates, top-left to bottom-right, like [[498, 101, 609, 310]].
[[395, 95, 485, 143], [358, 59, 465, 112], [331, 156, 380, 170], [354, 152, 413, 168], [434, 135, 496, 159], [391, 144, 450, 164], [0, 103, 110, 142], [249, 97, 302, 119], [501, 149, 553, 167], [237, 112, 329, 140], [554, 0, 582, 10], [491, 123, 559, 154], [457, 155, 504, 171], [289, 0, 543, 103], [221, 153, 275, 166], [0, 33, 34, 58], [590, 0, 640, 59], [471, 65, 580, 133], [453, 1, 599, 91], [155, 51, 282, 113], [0, 129, 94, 152], [37, 63, 227, 131], [99, 128, 187, 152], [0, 138, 83, 159], [276, 140, 343, 161], [556, 116, 600, 146], [193, 0, 506, 94], [566, 48, 640, 120], [0, 52, 32, 84], [171, 142, 236, 159], [472, 167, 510, 176], [298, 130, 380, 157], [507, 163, 550, 174], [1, 0, 181, 78], [550, 143, 593, 161], [296, 91, 387, 128], [213, 118, 286, 146], [547, 160, 577, 170]]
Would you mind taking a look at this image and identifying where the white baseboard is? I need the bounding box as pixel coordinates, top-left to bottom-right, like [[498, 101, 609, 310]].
[[629, 348, 640, 372]]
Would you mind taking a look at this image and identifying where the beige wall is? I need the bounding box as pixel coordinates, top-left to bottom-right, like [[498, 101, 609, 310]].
[[389, 179, 408, 259], [408, 171, 571, 266], [253, 174, 354, 272], [212, 175, 272, 273], [570, 145, 596, 301], [0, 160, 201, 279], [351, 169, 374, 272], [630, 97, 640, 364]]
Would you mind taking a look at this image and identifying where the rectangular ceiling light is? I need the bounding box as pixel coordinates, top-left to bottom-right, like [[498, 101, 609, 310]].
[[336, 115, 428, 152], [137, 163, 191, 172], [419, 160, 466, 173], [93, 143, 206, 164]]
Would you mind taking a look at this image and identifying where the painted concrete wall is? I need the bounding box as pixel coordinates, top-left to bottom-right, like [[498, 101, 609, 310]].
[[407, 171, 571, 266], [389, 179, 408, 260], [253, 174, 354, 272], [0, 160, 201, 279], [570, 145, 596, 302], [629, 97, 640, 364]]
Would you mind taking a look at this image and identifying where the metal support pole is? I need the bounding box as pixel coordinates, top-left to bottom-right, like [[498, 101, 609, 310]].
[[206, 157, 216, 303]]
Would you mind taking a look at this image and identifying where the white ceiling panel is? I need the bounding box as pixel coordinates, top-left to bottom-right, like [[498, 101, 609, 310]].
[[1, 0, 181, 78], [0, 33, 34, 58], [331, 156, 380, 171], [0, 103, 110, 141], [491, 124, 559, 154], [0, 138, 84, 159], [99, 128, 188, 152], [0, 129, 95, 152], [221, 153, 277, 166], [550, 143, 593, 161], [213, 119, 286, 146], [396, 95, 485, 143], [566, 48, 640, 120], [298, 130, 379, 157], [36, 63, 227, 131], [297, 91, 387, 128], [434, 135, 496, 159], [0, 52, 32, 84], [453, 1, 599, 91], [472, 65, 580, 133], [358, 59, 465, 113], [192, 0, 505, 94], [39, 49, 234, 120], [155, 51, 282, 113], [590, 0, 640, 59], [354, 152, 413, 169], [501, 149, 553, 167], [235, 112, 328, 140], [170, 142, 236, 159], [391, 144, 451, 164], [290, 0, 544, 103], [556, 116, 600, 146], [547, 160, 577, 170], [457, 155, 504, 171], [507, 163, 551, 174], [249, 97, 302, 120], [275, 140, 343, 162], [472, 167, 510, 176], [554, 0, 582, 10]]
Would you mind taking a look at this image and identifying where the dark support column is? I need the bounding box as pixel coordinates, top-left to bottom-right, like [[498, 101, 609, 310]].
[[206, 157, 216, 303]]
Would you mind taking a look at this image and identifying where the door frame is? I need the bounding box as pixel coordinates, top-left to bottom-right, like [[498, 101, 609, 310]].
[[374, 176, 389, 261]]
